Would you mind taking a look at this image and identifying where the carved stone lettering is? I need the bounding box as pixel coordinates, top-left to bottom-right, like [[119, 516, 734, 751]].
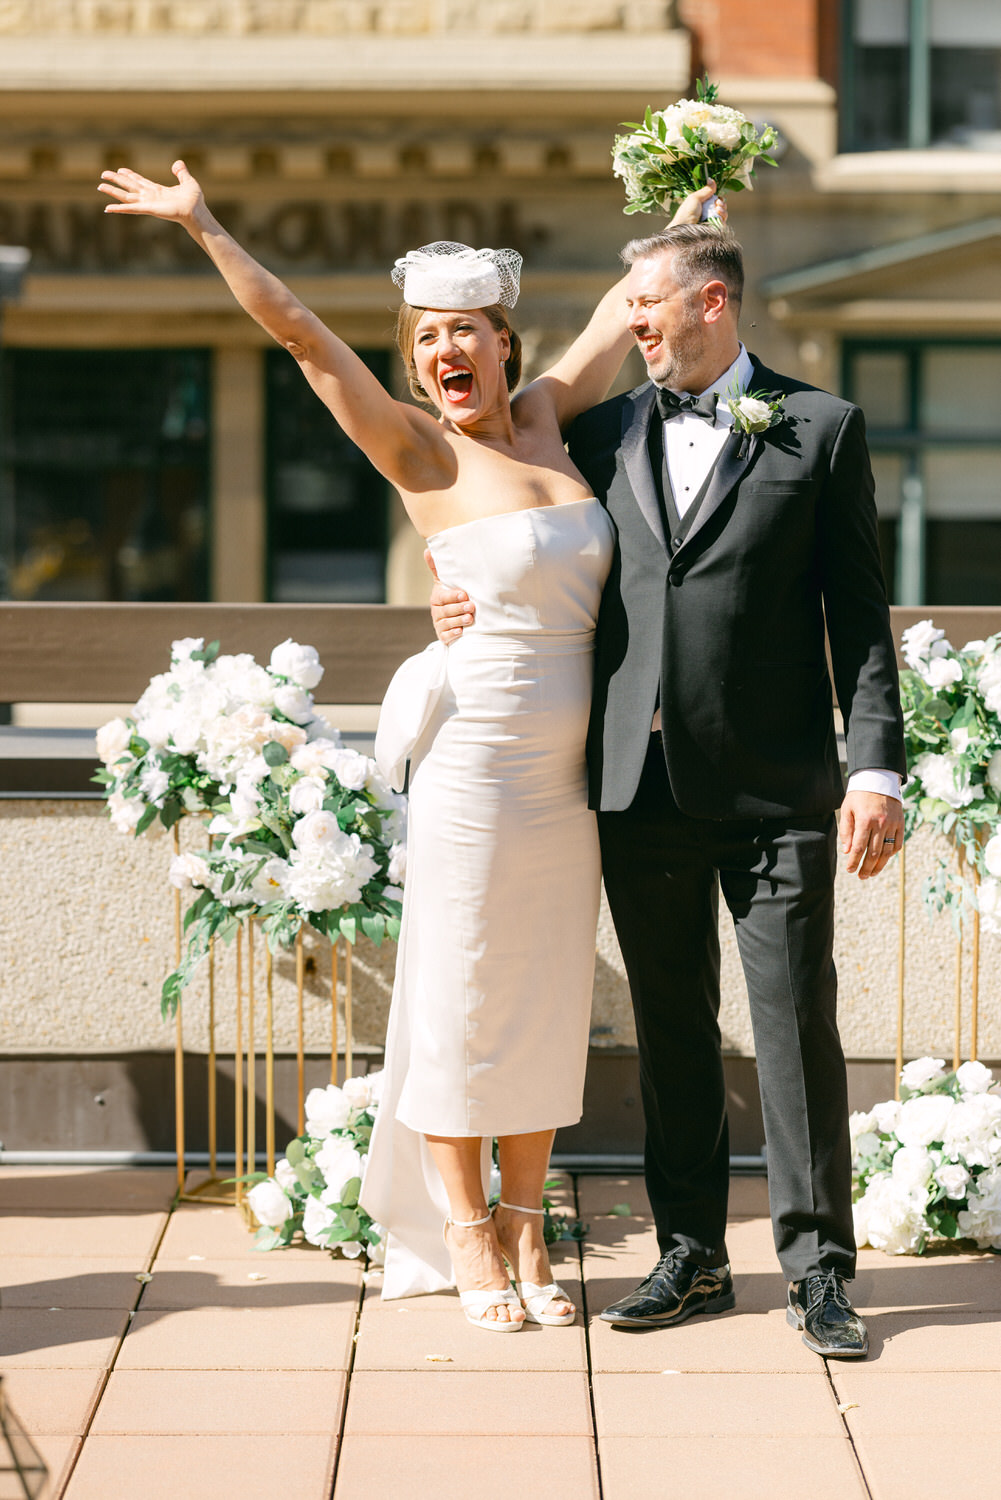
[[0, 198, 549, 271]]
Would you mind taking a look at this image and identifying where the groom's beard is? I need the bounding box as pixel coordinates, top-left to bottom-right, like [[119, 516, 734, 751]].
[[649, 297, 705, 391]]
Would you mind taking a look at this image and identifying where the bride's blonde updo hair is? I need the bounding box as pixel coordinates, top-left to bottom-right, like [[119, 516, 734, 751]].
[[395, 302, 523, 404]]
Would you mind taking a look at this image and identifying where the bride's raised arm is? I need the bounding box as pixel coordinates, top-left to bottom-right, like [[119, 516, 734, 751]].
[[99, 161, 442, 490], [520, 183, 724, 432]]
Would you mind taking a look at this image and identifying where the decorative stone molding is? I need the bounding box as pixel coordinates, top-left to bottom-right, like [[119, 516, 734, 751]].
[[0, 0, 675, 34]]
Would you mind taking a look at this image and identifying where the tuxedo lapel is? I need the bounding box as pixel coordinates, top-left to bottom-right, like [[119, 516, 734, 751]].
[[678, 428, 753, 551], [619, 385, 667, 551]]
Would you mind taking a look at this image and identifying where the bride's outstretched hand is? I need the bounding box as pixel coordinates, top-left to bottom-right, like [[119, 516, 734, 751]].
[[98, 160, 204, 222]]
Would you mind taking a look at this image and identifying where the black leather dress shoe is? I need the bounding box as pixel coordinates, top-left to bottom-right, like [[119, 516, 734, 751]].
[[599, 1249, 735, 1327], [787, 1272, 869, 1358]]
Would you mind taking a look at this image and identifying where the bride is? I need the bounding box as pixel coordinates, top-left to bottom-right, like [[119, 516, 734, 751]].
[[99, 160, 719, 1331]]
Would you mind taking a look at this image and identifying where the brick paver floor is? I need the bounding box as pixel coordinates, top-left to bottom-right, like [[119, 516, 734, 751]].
[[1, 1166, 998, 1499]]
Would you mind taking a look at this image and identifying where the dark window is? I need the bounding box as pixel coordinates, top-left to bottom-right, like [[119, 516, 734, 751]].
[[266, 348, 390, 603], [0, 348, 210, 600], [843, 0, 1001, 151], [844, 340, 1001, 605]]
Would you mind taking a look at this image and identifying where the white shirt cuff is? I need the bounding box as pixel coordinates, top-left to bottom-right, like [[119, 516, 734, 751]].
[[847, 769, 902, 802]]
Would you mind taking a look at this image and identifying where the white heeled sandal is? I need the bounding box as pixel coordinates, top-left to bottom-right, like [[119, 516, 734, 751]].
[[498, 1200, 577, 1326], [444, 1211, 525, 1333]]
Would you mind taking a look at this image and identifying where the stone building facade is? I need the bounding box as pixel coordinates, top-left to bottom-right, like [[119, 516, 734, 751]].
[[2, 0, 999, 611]]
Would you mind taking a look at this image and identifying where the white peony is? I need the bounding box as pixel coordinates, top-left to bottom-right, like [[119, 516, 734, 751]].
[[705, 117, 742, 149], [304, 1084, 352, 1136], [342, 1075, 375, 1112], [329, 749, 370, 792], [984, 833, 1001, 879], [291, 739, 340, 776], [896, 1092, 954, 1147], [274, 1158, 299, 1193], [316, 1138, 365, 1198], [291, 810, 342, 854], [900, 1057, 947, 1092], [913, 751, 976, 809], [247, 1178, 293, 1229], [169, 852, 211, 891], [302, 1194, 337, 1246], [942, 1094, 1001, 1168], [273, 682, 314, 724], [934, 1162, 970, 1200], [956, 1060, 996, 1095], [978, 655, 1001, 715], [283, 838, 379, 912], [976, 875, 1001, 935], [240, 856, 290, 906], [96, 717, 132, 766], [853, 1175, 926, 1254], [870, 1098, 901, 1135], [270, 638, 324, 690]]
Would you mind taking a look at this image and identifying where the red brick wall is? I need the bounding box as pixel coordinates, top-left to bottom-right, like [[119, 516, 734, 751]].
[[678, 0, 835, 81]]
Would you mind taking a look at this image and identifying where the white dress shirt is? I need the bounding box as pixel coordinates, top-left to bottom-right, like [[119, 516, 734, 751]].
[[652, 345, 901, 803]]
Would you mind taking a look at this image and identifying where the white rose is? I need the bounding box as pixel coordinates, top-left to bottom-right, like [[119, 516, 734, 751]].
[[922, 656, 963, 690], [731, 395, 774, 432], [270, 638, 324, 690], [302, 1194, 336, 1246], [900, 1057, 947, 1092], [315, 1138, 364, 1198], [273, 683, 314, 725], [291, 810, 342, 853], [329, 749, 369, 792], [342, 1075, 374, 1112], [274, 1158, 299, 1193], [891, 1146, 935, 1192], [96, 717, 132, 766], [705, 118, 742, 149], [247, 1178, 293, 1229], [901, 619, 946, 669], [289, 778, 326, 816], [984, 833, 1001, 879], [976, 875, 1001, 935], [106, 790, 143, 833], [934, 1163, 970, 1200], [365, 1069, 385, 1105], [942, 1094, 1001, 1168], [949, 727, 972, 754], [870, 1098, 901, 1135], [978, 658, 1001, 714], [291, 738, 341, 776], [956, 1060, 996, 1095], [304, 1084, 351, 1136], [853, 1131, 881, 1160], [896, 1093, 954, 1148]]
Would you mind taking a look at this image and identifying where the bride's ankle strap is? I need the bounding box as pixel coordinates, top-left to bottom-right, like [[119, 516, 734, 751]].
[[498, 1200, 544, 1215], [446, 1210, 494, 1228]]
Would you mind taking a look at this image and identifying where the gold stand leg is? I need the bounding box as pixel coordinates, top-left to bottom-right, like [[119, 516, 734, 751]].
[[235, 924, 244, 1208], [331, 938, 339, 1085], [971, 864, 981, 1063], [953, 933, 963, 1073], [265, 943, 275, 1177], [345, 939, 354, 1081], [895, 841, 906, 1100], [296, 928, 305, 1135], [207, 937, 217, 1179], [173, 825, 185, 1195], [247, 919, 256, 1175]]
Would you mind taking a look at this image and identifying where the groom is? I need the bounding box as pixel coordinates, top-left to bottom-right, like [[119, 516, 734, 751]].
[[435, 223, 905, 1358]]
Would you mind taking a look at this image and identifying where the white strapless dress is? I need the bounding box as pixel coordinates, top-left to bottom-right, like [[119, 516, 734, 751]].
[[361, 498, 615, 1298]]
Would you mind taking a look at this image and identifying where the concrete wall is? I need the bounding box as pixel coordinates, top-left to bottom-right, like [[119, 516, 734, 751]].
[[2, 798, 996, 1064]]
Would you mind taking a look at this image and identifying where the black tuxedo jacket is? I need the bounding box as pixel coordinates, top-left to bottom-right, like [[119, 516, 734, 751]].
[[567, 357, 906, 817]]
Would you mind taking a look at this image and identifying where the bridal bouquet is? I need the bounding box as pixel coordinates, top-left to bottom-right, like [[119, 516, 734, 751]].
[[612, 77, 778, 219], [900, 620, 1001, 927], [851, 1058, 1001, 1254], [245, 1073, 386, 1259]]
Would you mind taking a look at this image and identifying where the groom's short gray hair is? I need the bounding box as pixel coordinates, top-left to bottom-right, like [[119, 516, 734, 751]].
[[621, 224, 744, 307]]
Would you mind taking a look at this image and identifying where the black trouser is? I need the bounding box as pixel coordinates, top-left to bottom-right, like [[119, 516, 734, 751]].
[[597, 736, 855, 1282]]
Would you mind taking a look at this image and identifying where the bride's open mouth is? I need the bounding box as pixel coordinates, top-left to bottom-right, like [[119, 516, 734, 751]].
[[440, 367, 474, 402]]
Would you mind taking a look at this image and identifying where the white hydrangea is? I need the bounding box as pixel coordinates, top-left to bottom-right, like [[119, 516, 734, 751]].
[[912, 751, 976, 809], [853, 1175, 927, 1254], [890, 1146, 935, 1192], [942, 1094, 1001, 1168]]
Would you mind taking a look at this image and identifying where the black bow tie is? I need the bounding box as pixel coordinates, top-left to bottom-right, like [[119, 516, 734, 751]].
[[656, 387, 719, 425]]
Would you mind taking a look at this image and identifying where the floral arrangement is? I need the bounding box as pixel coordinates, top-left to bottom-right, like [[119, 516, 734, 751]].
[[899, 619, 1001, 927], [246, 1073, 386, 1259], [612, 77, 778, 220], [95, 637, 407, 1014], [851, 1057, 1001, 1255]]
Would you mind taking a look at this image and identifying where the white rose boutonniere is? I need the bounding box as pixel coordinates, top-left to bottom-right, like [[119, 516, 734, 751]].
[[726, 388, 785, 437]]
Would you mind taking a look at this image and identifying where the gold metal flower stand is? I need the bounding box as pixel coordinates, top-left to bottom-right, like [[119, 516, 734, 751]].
[[0, 1378, 47, 1500]]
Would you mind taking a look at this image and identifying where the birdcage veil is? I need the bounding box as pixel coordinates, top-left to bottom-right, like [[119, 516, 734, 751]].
[[391, 242, 522, 310]]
